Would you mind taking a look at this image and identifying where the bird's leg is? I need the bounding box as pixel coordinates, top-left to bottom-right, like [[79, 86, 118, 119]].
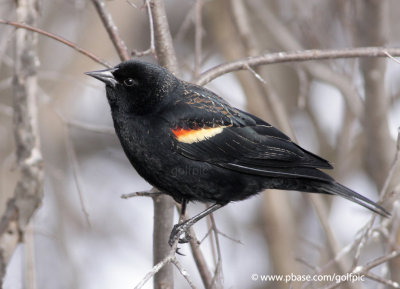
[[176, 199, 191, 244], [169, 203, 224, 246], [180, 199, 187, 217]]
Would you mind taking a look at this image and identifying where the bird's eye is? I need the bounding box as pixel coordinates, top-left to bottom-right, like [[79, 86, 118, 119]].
[[123, 78, 136, 86]]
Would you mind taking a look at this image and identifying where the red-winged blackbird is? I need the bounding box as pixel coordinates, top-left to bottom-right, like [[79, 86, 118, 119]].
[[86, 60, 389, 245]]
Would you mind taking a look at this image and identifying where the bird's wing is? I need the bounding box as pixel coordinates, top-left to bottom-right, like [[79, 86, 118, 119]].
[[163, 85, 333, 181]]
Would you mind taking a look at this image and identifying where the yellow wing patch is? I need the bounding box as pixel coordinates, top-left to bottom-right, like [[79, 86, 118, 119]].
[[172, 126, 226, 144]]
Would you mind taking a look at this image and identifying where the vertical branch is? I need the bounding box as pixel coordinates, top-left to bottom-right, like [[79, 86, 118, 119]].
[[194, 0, 203, 77], [188, 229, 214, 289], [356, 0, 394, 187], [152, 195, 175, 289], [91, 0, 130, 61], [150, 0, 179, 74], [229, 0, 299, 282], [0, 0, 43, 287], [149, 1, 178, 288], [131, 0, 156, 57]]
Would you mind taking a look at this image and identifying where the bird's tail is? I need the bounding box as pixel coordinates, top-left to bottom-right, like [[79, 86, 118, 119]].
[[316, 181, 390, 217]]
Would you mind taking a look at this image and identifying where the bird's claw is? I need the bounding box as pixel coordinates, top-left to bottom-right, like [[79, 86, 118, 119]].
[[175, 247, 185, 256], [178, 232, 192, 244], [169, 222, 192, 247]]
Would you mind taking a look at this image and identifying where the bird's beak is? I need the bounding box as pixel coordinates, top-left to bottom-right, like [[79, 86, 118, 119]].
[[85, 68, 118, 87]]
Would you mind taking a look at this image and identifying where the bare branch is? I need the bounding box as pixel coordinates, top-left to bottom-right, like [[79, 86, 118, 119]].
[[0, 0, 43, 286], [171, 204, 215, 289], [362, 272, 400, 289], [134, 248, 175, 289], [152, 194, 175, 289], [149, 1, 180, 288], [248, 1, 363, 119], [0, 20, 111, 67], [194, 0, 203, 77], [150, 0, 179, 74], [132, 0, 156, 58], [134, 213, 197, 289], [385, 51, 400, 65], [91, 0, 130, 61], [188, 227, 214, 289], [360, 250, 400, 272], [195, 47, 400, 86], [244, 64, 266, 84], [121, 188, 163, 199], [63, 126, 92, 227], [231, 0, 295, 136], [378, 128, 400, 201], [357, 0, 393, 187], [170, 258, 198, 289], [208, 212, 223, 289], [0, 199, 19, 283], [308, 195, 347, 267], [174, 4, 195, 43], [134, 239, 199, 289]]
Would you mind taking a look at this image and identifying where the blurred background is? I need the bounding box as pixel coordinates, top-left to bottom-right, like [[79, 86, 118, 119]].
[[1, 0, 400, 288]]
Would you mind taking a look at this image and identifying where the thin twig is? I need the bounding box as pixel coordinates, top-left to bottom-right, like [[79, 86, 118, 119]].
[[134, 249, 175, 289], [206, 215, 217, 267], [195, 47, 400, 86], [214, 229, 243, 245], [171, 258, 198, 289], [295, 257, 320, 272], [248, 0, 364, 120], [63, 126, 92, 227], [171, 204, 215, 289], [134, 213, 197, 289], [199, 220, 243, 246], [194, 0, 203, 77], [245, 64, 266, 84], [189, 228, 215, 289], [362, 272, 400, 289], [384, 51, 400, 65], [91, 0, 130, 61], [308, 195, 345, 266], [378, 128, 400, 201], [353, 217, 376, 268], [132, 0, 156, 58], [126, 0, 137, 8], [0, 20, 111, 67], [349, 129, 399, 269], [174, 3, 195, 42], [56, 111, 91, 227], [121, 188, 163, 199], [208, 212, 223, 289], [358, 250, 400, 272]]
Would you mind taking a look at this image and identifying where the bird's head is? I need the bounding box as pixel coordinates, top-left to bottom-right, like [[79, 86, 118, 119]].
[[85, 60, 178, 115]]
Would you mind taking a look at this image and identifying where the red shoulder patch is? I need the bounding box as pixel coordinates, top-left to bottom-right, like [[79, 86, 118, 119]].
[[171, 126, 226, 144]]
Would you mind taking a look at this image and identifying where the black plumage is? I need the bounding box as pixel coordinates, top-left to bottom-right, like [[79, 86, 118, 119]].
[[86, 60, 389, 245]]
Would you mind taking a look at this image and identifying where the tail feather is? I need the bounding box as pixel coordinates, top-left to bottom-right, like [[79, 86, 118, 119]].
[[317, 181, 390, 217]]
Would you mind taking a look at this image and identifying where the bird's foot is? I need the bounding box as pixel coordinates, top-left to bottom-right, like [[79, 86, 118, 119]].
[[168, 221, 192, 247]]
